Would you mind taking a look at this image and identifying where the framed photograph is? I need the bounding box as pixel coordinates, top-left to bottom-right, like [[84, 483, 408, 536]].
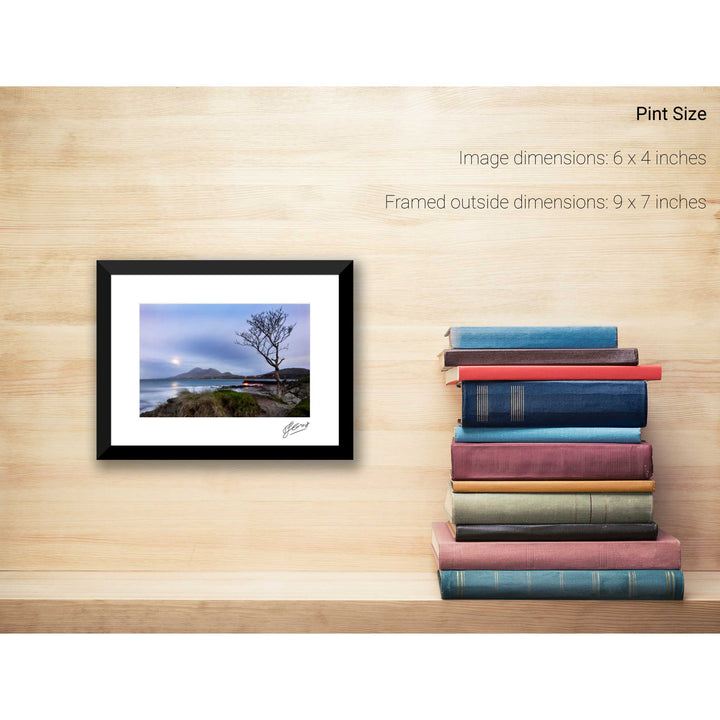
[[97, 260, 353, 460]]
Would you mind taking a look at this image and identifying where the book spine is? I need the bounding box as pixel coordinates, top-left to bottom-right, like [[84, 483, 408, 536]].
[[449, 326, 618, 349], [442, 348, 639, 367], [453, 523, 659, 542], [461, 381, 648, 428], [448, 490, 654, 524], [451, 480, 656, 493], [438, 569, 684, 599], [451, 442, 653, 480], [450, 365, 661, 382], [454, 426, 642, 443], [435, 535, 680, 571]]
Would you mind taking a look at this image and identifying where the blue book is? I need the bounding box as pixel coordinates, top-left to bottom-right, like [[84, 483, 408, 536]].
[[438, 569, 684, 600], [447, 326, 618, 349], [454, 426, 641, 443], [461, 380, 647, 428]]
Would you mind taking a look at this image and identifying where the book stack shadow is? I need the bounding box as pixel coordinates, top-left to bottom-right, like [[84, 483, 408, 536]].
[[432, 326, 684, 600]]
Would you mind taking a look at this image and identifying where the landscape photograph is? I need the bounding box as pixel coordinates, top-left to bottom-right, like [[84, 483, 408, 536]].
[[139, 303, 310, 417]]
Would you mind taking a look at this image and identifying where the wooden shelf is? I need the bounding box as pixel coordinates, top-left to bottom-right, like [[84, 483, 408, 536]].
[[2, 571, 719, 632]]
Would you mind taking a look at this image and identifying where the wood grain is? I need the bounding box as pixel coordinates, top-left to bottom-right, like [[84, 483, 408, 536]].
[[1, 88, 719, 606], [0, 572, 718, 632]]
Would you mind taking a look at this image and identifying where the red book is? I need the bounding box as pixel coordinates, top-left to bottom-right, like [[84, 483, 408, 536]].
[[451, 441, 653, 480], [444, 365, 661, 384], [431, 522, 681, 570]]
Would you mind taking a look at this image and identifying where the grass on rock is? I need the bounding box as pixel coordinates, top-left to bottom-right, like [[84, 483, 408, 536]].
[[287, 397, 310, 417], [141, 389, 261, 417]]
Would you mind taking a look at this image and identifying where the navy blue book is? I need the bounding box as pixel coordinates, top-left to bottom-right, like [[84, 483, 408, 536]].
[[461, 380, 647, 428], [438, 569, 684, 600], [447, 326, 617, 349]]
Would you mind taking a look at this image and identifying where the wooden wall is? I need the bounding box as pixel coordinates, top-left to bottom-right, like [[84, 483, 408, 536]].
[[1, 87, 718, 573]]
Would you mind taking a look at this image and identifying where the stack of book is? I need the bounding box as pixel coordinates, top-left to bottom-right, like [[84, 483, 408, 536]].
[[433, 326, 684, 600]]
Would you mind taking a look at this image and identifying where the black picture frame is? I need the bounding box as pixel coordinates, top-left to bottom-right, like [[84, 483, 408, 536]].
[[97, 259, 353, 460]]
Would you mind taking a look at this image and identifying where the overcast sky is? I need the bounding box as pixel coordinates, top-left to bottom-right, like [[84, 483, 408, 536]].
[[139, 304, 310, 379]]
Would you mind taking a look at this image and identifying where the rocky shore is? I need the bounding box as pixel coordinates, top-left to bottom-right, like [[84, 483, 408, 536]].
[[141, 381, 309, 418]]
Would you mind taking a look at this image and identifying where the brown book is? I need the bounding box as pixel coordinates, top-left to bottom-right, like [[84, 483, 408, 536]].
[[447, 521, 660, 542], [451, 479, 655, 493], [439, 347, 639, 369]]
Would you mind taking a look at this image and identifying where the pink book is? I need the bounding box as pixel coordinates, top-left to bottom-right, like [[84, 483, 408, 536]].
[[451, 441, 653, 480], [431, 522, 681, 570]]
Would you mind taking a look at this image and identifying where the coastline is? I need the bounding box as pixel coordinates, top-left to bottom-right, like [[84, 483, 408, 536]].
[[139, 379, 310, 417]]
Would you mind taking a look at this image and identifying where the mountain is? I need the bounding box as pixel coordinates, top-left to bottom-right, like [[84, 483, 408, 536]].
[[170, 367, 242, 379], [255, 368, 310, 379], [167, 366, 310, 380]]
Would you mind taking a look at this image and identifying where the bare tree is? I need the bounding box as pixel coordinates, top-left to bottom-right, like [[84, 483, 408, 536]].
[[235, 307, 295, 397]]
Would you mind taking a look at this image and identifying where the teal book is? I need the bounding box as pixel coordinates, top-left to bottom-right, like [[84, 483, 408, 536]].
[[447, 326, 618, 349], [454, 427, 641, 443], [438, 569, 684, 600]]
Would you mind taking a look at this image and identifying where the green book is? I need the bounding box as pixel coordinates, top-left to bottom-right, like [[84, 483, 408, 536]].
[[445, 488, 654, 524]]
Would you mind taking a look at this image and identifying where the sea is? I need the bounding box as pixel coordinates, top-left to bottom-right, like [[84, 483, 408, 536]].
[[139, 378, 270, 413]]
